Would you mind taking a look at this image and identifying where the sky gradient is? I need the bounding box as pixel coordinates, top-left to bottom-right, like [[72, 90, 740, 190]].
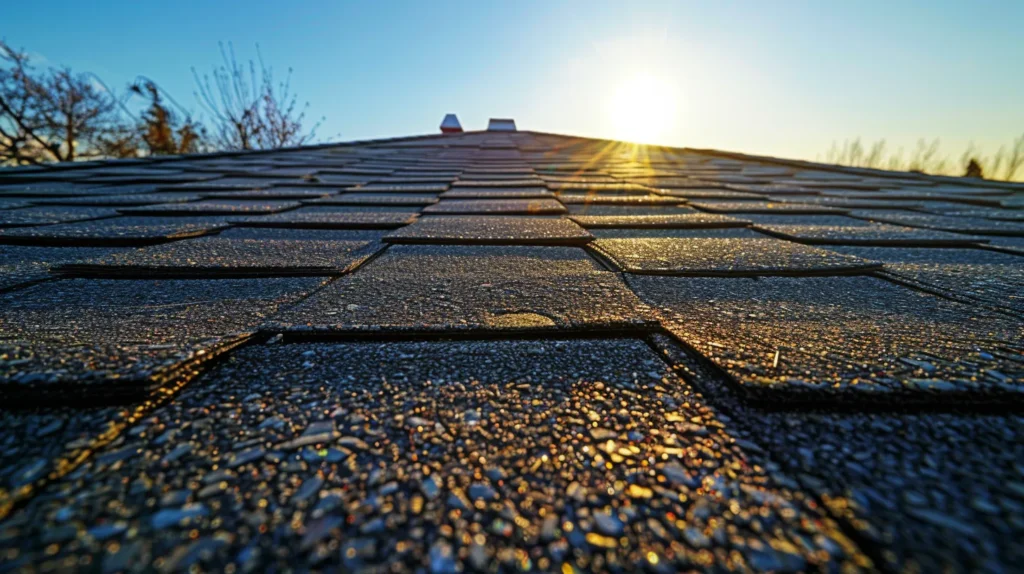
[[5, 1, 1023, 164]]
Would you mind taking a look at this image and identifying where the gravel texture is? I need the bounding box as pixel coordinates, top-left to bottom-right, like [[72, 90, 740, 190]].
[[570, 213, 750, 229], [0, 207, 119, 228], [0, 246, 127, 292], [384, 216, 593, 245], [269, 245, 649, 333], [592, 237, 880, 276], [755, 223, 983, 246], [849, 210, 1024, 237], [690, 201, 848, 215], [633, 275, 1024, 404], [0, 217, 232, 247], [119, 200, 302, 216], [57, 236, 382, 278], [236, 211, 418, 229], [655, 337, 1024, 572], [440, 188, 554, 199], [0, 339, 867, 572], [0, 277, 328, 393], [1, 130, 1022, 573], [827, 246, 1024, 314], [308, 193, 439, 206], [423, 199, 567, 215], [566, 205, 696, 216]]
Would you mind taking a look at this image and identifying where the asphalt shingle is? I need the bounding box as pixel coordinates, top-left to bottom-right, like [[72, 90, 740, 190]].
[[570, 213, 750, 229], [268, 245, 648, 333], [0, 277, 328, 395], [0, 216, 232, 246], [0, 206, 119, 227], [1, 129, 1022, 573], [422, 198, 567, 215], [0, 339, 866, 572], [119, 199, 302, 216], [592, 237, 880, 276], [384, 215, 592, 245], [236, 210, 417, 229], [633, 274, 1024, 404], [57, 236, 381, 278], [755, 223, 984, 246]]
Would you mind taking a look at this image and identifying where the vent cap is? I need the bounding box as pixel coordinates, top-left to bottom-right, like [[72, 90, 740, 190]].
[[440, 114, 463, 134], [487, 118, 517, 132]]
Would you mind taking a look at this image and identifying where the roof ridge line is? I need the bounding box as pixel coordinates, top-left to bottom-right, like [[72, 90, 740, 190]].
[[520, 129, 1024, 191]]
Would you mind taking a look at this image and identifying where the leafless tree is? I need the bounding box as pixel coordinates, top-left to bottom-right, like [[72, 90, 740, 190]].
[[192, 43, 321, 151], [998, 134, 1024, 181], [824, 134, 1024, 181], [0, 40, 131, 165]]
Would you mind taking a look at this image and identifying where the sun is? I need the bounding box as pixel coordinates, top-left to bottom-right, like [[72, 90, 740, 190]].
[[606, 73, 678, 145]]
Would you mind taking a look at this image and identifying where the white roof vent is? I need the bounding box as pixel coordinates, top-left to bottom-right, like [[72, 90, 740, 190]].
[[440, 114, 463, 134], [487, 118, 517, 132]]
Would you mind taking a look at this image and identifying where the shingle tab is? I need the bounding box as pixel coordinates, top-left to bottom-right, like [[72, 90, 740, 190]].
[[58, 236, 381, 278], [557, 193, 686, 205], [30, 192, 206, 206], [201, 188, 333, 199], [439, 187, 553, 198], [850, 210, 1024, 236], [268, 245, 648, 333], [119, 199, 302, 216], [236, 210, 417, 229], [755, 223, 983, 246], [634, 275, 1024, 404], [0, 216, 231, 246], [570, 213, 749, 229], [384, 215, 592, 245], [0, 206, 119, 227], [307, 193, 439, 206], [593, 237, 880, 276], [827, 246, 1024, 314], [422, 198, 567, 215], [567, 204, 696, 215], [690, 201, 848, 214], [0, 245, 127, 291], [0, 277, 328, 396]]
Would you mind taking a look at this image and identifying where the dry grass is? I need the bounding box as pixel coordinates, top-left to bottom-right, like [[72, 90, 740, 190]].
[[821, 134, 1024, 182]]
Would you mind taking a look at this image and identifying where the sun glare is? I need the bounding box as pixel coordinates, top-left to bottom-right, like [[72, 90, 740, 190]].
[[607, 74, 678, 145]]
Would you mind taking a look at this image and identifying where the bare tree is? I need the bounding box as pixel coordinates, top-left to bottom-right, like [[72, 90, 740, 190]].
[[1001, 134, 1024, 181], [824, 134, 1024, 181], [0, 40, 131, 165], [192, 43, 321, 151]]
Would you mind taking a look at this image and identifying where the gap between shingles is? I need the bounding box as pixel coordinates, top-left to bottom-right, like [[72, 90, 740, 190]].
[[870, 269, 1024, 321], [0, 266, 368, 517], [0, 334, 252, 521], [642, 331, 893, 574], [645, 327, 1024, 416]]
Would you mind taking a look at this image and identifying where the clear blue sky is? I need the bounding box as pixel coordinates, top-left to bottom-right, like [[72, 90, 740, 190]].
[[5, 0, 1023, 163]]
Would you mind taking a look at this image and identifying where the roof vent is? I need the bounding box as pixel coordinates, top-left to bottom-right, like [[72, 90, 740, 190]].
[[487, 118, 517, 132], [440, 114, 463, 134]]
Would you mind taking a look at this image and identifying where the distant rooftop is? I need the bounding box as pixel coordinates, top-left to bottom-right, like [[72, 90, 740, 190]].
[[0, 126, 1022, 572]]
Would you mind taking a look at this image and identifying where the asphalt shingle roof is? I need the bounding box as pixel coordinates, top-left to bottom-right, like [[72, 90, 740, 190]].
[[0, 129, 1022, 572]]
